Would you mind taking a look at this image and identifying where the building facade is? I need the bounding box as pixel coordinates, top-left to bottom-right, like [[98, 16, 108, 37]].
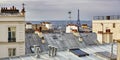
[[92, 15, 120, 44], [26, 22, 32, 29], [0, 5, 25, 58]]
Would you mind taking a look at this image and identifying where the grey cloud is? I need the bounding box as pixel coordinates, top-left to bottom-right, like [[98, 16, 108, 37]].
[[0, 0, 120, 21]]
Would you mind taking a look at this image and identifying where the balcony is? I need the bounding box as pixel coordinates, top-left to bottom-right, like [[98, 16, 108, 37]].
[[8, 38, 16, 42]]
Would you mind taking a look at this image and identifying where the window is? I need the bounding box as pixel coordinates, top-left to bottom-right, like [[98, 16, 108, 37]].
[[8, 48, 16, 57], [113, 23, 115, 28], [8, 27, 16, 42]]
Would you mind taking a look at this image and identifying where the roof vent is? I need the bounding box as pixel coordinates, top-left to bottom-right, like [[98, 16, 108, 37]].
[[48, 45, 57, 57]]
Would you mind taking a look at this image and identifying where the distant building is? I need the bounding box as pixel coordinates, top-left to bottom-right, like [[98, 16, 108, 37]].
[[25, 22, 34, 33], [32, 24, 40, 30], [66, 24, 78, 33], [41, 22, 52, 30], [32, 22, 53, 33], [81, 24, 88, 29], [79, 24, 92, 33], [25, 22, 32, 29], [92, 15, 120, 44], [0, 5, 25, 58]]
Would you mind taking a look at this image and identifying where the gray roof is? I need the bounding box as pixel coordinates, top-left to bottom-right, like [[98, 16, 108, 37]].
[[25, 33, 48, 54], [80, 33, 99, 46], [43, 33, 86, 51], [25, 33, 99, 53], [1, 33, 117, 60]]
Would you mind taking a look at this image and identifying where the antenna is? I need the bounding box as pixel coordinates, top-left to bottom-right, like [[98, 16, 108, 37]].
[[77, 9, 81, 32], [21, 3, 25, 16], [68, 11, 72, 24]]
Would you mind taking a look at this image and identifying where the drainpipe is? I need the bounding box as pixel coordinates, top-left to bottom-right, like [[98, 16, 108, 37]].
[[101, 23, 104, 43]]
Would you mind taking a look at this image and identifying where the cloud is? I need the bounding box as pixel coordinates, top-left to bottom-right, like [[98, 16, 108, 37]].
[[0, 0, 120, 21]]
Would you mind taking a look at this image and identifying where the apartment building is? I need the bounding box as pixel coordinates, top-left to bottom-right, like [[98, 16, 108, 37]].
[[92, 15, 120, 44], [0, 5, 25, 58]]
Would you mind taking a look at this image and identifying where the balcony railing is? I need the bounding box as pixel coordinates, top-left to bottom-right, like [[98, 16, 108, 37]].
[[8, 38, 16, 42], [93, 15, 120, 20]]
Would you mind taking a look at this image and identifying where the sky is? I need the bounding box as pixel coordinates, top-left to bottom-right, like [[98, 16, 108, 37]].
[[0, 0, 120, 21]]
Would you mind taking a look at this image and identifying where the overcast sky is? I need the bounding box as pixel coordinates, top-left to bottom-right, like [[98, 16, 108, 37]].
[[0, 0, 120, 21]]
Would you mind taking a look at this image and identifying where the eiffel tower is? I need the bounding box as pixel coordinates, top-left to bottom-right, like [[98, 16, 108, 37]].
[[76, 9, 81, 32]]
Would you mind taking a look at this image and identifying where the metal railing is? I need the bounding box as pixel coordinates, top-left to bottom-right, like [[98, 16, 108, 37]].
[[93, 15, 120, 20]]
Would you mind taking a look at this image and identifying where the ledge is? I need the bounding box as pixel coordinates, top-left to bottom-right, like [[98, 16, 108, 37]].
[[0, 41, 24, 44]]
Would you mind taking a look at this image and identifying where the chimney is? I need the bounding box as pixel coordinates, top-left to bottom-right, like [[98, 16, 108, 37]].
[[12, 6, 15, 10], [106, 29, 110, 33], [48, 45, 52, 56], [35, 47, 41, 58], [34, 45, 41, 58], [48, 45, 57, 57]]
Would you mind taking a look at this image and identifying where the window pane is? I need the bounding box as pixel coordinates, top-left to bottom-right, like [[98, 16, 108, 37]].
[[13, 49, 16, 56], [12, 32, 16, 38], [8, 27, 11, 31], [8, 48, 12, 56], [8, 32, 11, 41]]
